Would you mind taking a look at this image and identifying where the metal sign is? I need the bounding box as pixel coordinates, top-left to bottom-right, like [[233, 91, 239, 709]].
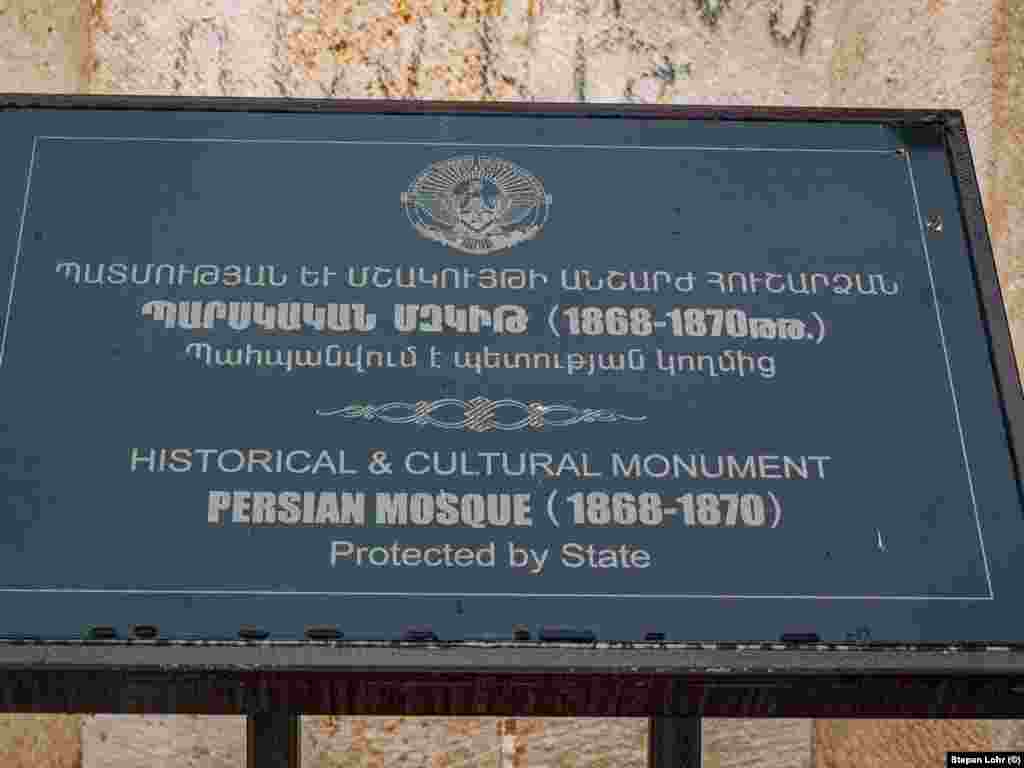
[[1, 97, 1023, 659]]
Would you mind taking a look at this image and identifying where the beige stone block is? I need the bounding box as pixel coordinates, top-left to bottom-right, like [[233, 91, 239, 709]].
[[89, 0, 283, 97], [302, 716, 500, 768], [0, 715, 83, 768], [520, 0, 583, 101], [0, 0, 91, 93], [81, 714, 245, 768], [813, 719, 992, 768], [992, 720, 1024, 750], [704, 718, 813, 768], [512, 717, 647, 767]]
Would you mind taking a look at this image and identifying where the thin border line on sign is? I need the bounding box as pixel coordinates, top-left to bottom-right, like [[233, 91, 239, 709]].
[[904, 150, 994, 599], [0, 588, 997, 598], [33, 136, 902, 151], [0, 134, 992, 601], [0, 135, 37, 367]]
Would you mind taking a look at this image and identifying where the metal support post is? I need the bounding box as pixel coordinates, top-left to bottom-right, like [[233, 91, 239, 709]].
[[247, 712, 300, 768], [648, 716, 702, 768]]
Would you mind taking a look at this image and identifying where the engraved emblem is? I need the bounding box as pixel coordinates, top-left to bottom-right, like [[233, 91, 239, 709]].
[[401, 155, 552, 255]]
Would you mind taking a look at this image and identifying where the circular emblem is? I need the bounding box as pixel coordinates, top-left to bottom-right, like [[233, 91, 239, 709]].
[[401, 155, 552, 255]]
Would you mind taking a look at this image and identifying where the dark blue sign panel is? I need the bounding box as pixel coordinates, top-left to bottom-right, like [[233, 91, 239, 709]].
[[1, 104, 1021, 643]]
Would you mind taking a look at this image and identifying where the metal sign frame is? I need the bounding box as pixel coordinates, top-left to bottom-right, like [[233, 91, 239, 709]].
[[2, 99, 1024, 760]]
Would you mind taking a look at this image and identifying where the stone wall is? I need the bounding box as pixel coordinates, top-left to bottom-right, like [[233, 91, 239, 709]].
[[2, 0, 1023, 765]]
